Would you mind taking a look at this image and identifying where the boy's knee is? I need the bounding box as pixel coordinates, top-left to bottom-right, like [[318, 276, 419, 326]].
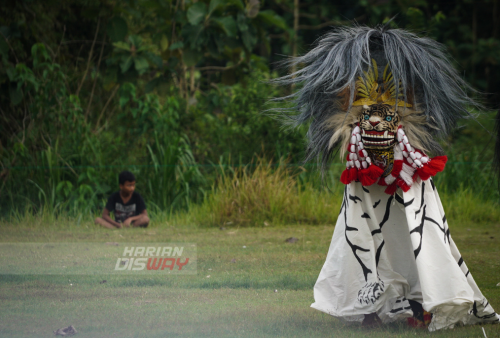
[[94, 217, 103, 224], [139, 216, 150, 228]]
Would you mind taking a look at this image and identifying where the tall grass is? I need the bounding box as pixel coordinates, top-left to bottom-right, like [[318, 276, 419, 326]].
[[434, 147, 499, 200], [438, 186, 500, 224], [144, 131, 206, 213], [170, 157, 499, 228], [185, 159, 342, 227], [0, 132, 206, 222], [4, 157, 499, 229]]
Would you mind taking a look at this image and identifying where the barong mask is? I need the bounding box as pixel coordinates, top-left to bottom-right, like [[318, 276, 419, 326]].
[[271, 24, 484, 194], [358, 104, 399, 150], [354, 60, 403, 150]]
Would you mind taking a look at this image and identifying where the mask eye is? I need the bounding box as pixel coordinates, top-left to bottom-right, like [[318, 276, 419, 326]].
[[364, 115, 370, 120], [385, 116, 392, 122]]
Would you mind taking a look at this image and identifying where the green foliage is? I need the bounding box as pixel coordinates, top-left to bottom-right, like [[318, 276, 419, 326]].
[[188, 70, 304, 163], [0, 46, 205, 218], [106, 16, 128, 42], [0, 0, 499, 221], [187, 3, 207, 25]]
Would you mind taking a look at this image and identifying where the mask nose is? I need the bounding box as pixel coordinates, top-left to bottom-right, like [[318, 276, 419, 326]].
[[370, 121, 380, 127]]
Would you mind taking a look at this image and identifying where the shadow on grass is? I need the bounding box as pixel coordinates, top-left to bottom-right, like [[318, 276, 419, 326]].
[[0, 273, 316, 291]]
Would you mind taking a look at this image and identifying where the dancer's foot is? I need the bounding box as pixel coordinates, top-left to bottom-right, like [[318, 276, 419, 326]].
[[407, 311, 432, 328], [362, 312, 383, 328], [407, 300, 432, 328]]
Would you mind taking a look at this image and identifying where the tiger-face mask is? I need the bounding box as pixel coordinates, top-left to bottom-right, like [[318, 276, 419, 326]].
[[359, 104, 400, 149]]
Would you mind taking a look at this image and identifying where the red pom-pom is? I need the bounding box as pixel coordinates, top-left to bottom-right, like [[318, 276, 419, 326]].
[[420, 155, 447, 177], [397, 178, 411, 192], [391, 159, 403, 177], [340, 169, 350, 184], [340, 167, 358, 185], [378, 177, 388, 186], [416, 168, 431, 181], [385, 182, 398, 195], [359, 164, 384, 186], [349, 167, 358, 182]]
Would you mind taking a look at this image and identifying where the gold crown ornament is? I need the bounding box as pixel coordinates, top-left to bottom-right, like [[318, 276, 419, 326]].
[[352, 59, 412, 108]]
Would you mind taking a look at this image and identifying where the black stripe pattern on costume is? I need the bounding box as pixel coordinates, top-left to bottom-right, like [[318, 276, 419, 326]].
[[375, 240, 385, 267], [357, 279, 385, 305], [415, 182, 425, 219], [390, 297, 412, 313], [379, 195, 393, 229], [349, 194, 362, 204], [342, 188, 372, 281], [470, 301, 499, 320], [408, 182, 451, 259], [424, 215, 447, 243], [390, 305, 412, 313], [396, 193, 414, 207], [410, 205, 426, 258]]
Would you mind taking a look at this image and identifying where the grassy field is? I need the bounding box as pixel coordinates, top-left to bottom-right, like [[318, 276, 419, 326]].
[[0, 211, 499, 337]]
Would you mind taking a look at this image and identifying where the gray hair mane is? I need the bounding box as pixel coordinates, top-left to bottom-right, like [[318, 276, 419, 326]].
[[269, 24, 483, 173]]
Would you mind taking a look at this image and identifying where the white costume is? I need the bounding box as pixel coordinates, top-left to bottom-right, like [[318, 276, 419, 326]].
[[311, 180, 499, 331], [271, 24, 500, 331]]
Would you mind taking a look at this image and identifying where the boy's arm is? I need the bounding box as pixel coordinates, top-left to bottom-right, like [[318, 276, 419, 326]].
[[123, 195, 147, 226], [129, 209, 147, 219], [123, 209, 147, 226], [102, 208, 122, 228]]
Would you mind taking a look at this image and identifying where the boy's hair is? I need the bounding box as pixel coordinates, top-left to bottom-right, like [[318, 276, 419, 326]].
[[119, 171, 136, 185]]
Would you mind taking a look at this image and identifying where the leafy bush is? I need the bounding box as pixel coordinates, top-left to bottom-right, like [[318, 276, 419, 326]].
[[0, 50, 205, 218], [188, 70, 306, 165]]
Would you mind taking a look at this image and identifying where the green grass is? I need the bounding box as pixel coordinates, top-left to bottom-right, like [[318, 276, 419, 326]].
[[2, 137, 500, 337], [0, 211, 499, 337]]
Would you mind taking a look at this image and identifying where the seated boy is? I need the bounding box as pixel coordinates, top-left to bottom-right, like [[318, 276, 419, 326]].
[[95, 171, 149, 229]]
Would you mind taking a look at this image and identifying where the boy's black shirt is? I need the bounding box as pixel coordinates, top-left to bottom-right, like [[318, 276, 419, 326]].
[[105, 191, 146, 223]]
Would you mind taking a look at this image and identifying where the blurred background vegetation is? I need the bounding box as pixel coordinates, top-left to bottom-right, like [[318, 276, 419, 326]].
[[0, 0, 499, 224]]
